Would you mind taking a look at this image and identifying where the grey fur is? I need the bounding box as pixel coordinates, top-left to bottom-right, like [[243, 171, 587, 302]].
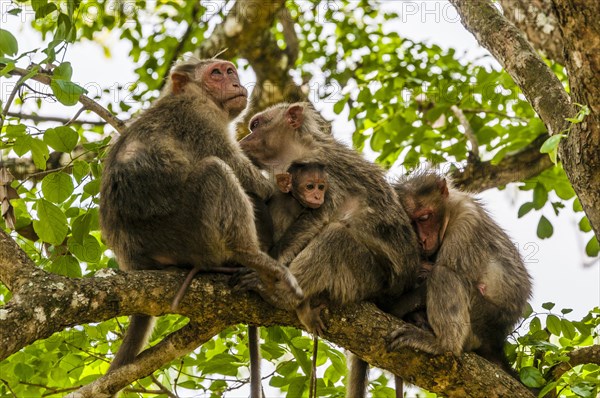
[[99, 60, 303, 372]]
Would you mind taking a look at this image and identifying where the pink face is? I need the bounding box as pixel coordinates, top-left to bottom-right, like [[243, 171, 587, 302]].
[[412, 207, 442, 257], [296, 172, 328, 209], [199, 61, 248, 116]]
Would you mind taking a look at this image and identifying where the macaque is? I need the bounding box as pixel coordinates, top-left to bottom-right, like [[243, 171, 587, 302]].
[[269, 161, 328, 247], [388, 170, 532, 369], [237, 102, 421, 336], [99, 59, 304, 373]]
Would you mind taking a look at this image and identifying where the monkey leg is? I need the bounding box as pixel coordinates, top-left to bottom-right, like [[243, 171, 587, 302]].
[[389, 266, 470, 356], [346, 353, 370, 398], [288, 224, 385, 332], [191, 157, 303, 310]]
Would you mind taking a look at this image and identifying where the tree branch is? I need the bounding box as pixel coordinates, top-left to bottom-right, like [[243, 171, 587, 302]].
[[551, 345, 600, 379], [6, 66, 126, 134], [0, 228, 534, 397], [451, 133, 554, 192], [6, 111, 107, 126]]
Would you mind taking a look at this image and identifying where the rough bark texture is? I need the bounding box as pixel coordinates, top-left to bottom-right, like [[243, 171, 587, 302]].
[[449, 0, 600, 240], [0, 229, 536, 398], [552, 0, 600, 242], [499, 0, 565, 63]]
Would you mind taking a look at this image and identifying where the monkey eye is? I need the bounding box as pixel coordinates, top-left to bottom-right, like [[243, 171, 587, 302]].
[[211, 68, 222, 75], [318, 184, 325, 190], [417, 214, 431, 222], [250, 118, 260, 131], [226, 67, 235, 74], [306, 183, 315, 190]]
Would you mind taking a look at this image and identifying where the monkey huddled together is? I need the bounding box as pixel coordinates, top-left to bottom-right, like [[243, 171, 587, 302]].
[[99, 58, 532, 396]]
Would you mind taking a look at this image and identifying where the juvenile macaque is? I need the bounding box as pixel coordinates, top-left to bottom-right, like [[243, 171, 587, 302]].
[[237, 102, 421, 335], [269, 161, 328, 246], [99, 59, 303, 372], [389, 170, 532, 369]]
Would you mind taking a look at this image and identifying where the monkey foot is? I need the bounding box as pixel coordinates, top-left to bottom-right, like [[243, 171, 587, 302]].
[[387, 323, 425, 352], [297, 302, 326, 336], [232, 268, 304, 310]]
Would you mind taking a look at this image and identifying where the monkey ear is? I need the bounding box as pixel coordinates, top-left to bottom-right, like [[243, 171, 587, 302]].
[[276, 173, 293, 193], [287, 105, 304, 129], [438, 178, 449, 198], [171, 72, 189, 95]]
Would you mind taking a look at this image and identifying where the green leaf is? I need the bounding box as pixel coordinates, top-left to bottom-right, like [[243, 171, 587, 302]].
[[41, 172, 74, 204], [72, 160, 90, 183], [546, 314, 561, 336], [53, 62, 73, 80], [30, 138, 50, 170], [519, 366, 546, 388], [50, 79, 87, 106], [333, 95, 347, 115], [44, 126, 79, 152], [49, 255, 82, 277], [585, 236, 599, 257], [33, 199, 68, 245], [517, 202, 534, 218], [0, 29, 18, 56], [529, 316, 541, 332], [542, 302, 555, 311], [536, 215, 553, 239], [533, 184, 548, 210], [560, 318, 576, 340], [68, 235, 101, 263], [540, 134, 564, 153], [83, 179, 100, 197]]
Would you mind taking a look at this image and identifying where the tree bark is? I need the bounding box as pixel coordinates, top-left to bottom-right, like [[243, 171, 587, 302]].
[[552, 0, 600, 242], [0, 229, 536, 397]]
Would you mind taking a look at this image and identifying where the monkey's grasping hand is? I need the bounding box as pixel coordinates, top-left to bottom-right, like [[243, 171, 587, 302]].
[[387, 323, 431, 353]]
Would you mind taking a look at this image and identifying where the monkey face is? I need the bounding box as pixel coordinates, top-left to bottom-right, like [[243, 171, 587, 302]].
[[241, 106, 291, 165], [412, 208, 443, 257], [295, 172, 328, 209], [199, 60, 248, 118]]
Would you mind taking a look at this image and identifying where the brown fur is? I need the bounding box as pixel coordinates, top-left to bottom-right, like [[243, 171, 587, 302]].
[[99, 59, 303, 373], [237, 102, 421, 336], [389, 170, 532, 370]]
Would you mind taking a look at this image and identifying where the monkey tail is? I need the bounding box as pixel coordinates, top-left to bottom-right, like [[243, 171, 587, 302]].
[[248, 325, 263, 398]]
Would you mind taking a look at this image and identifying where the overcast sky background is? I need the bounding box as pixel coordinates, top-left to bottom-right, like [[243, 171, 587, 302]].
[[2, 0, 597, 335]]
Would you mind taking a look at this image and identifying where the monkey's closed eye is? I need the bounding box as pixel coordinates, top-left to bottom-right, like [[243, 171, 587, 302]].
[[418, 214, 431, 222]]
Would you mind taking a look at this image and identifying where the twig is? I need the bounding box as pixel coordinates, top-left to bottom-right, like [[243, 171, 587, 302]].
[[6, 111, 106, 126], [451, 104, 480, 160], [7, 66, 126, 134], [278, 7, 300, 65], [0, 78, 22, 132], [150, 375, 178, 398]]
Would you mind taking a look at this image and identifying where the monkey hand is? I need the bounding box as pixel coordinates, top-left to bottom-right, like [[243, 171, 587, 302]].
[[296, 301, 326, 336]]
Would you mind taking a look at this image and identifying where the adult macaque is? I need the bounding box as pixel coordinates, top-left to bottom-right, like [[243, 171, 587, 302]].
[[99, 59, 303, 372], [237, 102, 421, 335], [388, 170, 532, 369]]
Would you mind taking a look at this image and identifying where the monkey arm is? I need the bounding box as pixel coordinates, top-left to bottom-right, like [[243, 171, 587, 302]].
[[224, 150, 274, 200], [270, 210, 328, 264]]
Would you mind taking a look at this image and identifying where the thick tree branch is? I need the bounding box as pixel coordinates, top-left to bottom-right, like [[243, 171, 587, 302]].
[[451, 134, 554, 192], [6, 67, 125, 134], [0, 228, 534, 397], [499, 0, 565, 64], [551, 345, 600, 379]]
